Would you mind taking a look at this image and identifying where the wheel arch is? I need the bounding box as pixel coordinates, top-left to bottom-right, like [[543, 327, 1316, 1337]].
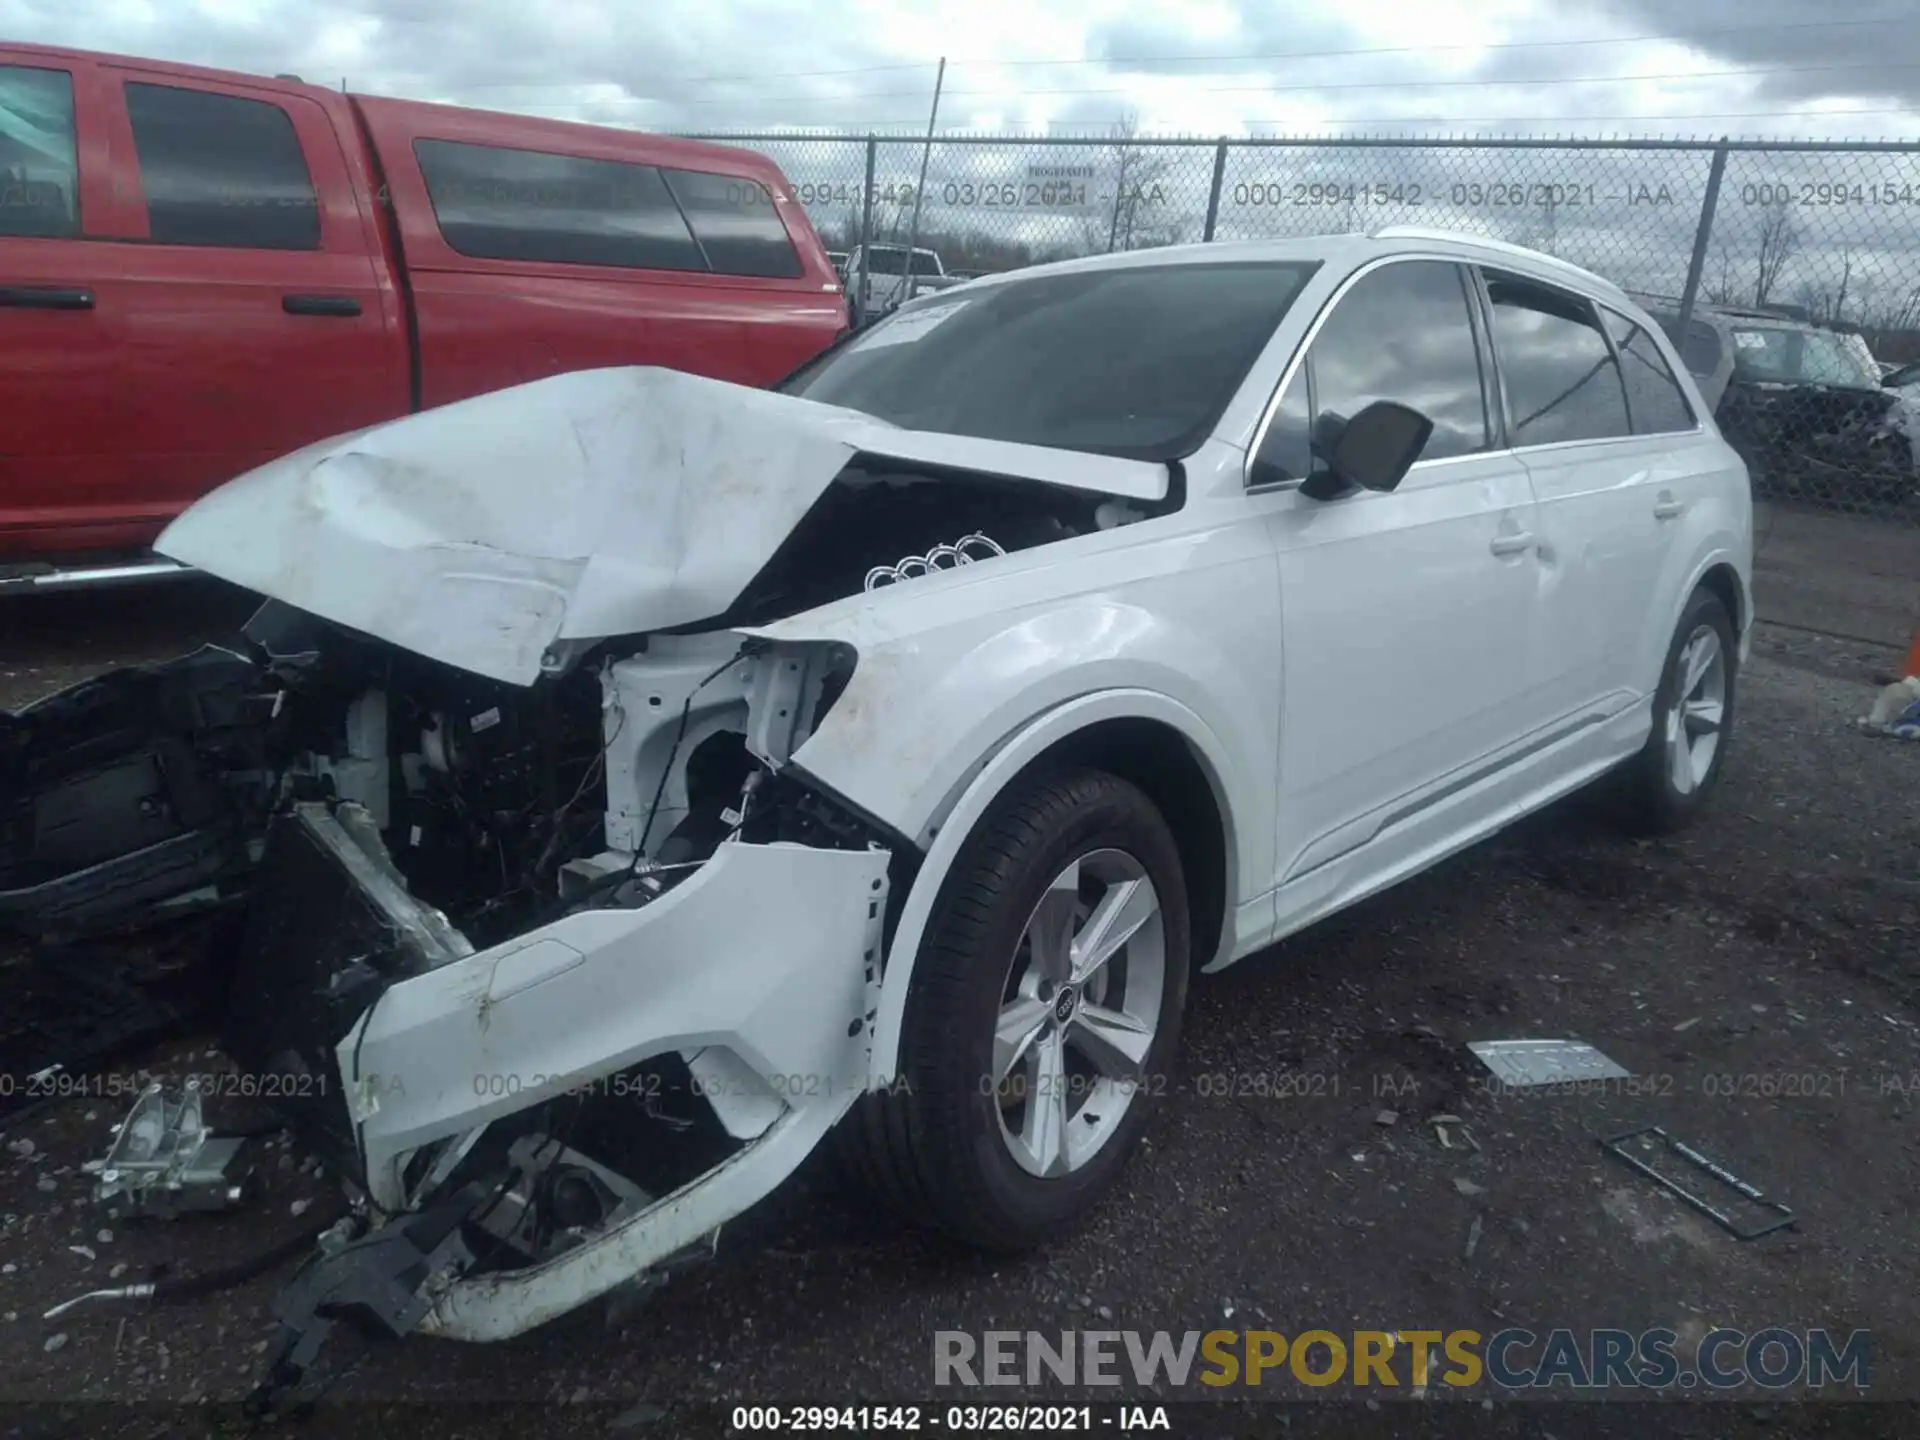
[[1686, 555, 1751, 669], [862, 689, 1237, 1086]]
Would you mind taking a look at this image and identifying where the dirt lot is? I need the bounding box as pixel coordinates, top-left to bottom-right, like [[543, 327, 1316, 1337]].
[[1, 555, 1918, 1436]]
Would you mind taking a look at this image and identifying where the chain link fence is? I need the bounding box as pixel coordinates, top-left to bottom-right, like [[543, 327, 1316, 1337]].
[[690, 131, 1920, 527]]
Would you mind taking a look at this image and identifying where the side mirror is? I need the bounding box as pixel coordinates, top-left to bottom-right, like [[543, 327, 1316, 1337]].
[[1302, 400, 1432, 501]]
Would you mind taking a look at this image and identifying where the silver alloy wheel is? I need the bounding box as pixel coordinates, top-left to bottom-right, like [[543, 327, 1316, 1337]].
[[1664, 623, 1727, 795], [992, 849, 1166, 1178]]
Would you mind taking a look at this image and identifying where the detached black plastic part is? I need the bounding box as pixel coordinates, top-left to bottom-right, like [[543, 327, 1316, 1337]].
[[250, 1181, 488, 1412]]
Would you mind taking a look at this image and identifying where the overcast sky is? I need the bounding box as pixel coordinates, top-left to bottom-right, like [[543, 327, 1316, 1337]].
[[7, 0, 1920, 139]]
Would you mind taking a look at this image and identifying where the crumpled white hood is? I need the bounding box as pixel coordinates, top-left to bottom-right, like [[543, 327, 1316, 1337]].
[[157, 366, 1167, 686]]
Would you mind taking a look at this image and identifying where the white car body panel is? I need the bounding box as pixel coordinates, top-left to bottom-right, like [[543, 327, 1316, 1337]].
[[60, 229, 1751, 1345], [153, 366, 1166, 687], [343, 839, 890, 1338]]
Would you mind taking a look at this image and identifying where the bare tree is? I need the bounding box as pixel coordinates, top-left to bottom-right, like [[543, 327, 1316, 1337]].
[[1829, 248, 1855, 324], [1789, 250, 1858, 326], [1074, 112, 1184, 255], [1704, 242, 1740, 305], [1752, 196, 1799, 307]]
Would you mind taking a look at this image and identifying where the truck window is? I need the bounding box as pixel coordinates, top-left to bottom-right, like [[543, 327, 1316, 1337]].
[[863, 248, 940, 276], [659, 168, 803, 278], [412, 138, 705, 272], [0, 65, 79, 238], [123, 83, 320, 250]]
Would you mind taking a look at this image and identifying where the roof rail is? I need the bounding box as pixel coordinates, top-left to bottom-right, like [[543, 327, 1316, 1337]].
[[1366, 225, 1626, 298]]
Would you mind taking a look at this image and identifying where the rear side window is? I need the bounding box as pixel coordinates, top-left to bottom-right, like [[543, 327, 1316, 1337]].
[[0, 65, 79, 238], [1483, 270, 1631, 446], [414, 139, 704, 271], [124, 83, 319, 250], [660, 168, 802, 278], [1602, 310, 1697, 434]]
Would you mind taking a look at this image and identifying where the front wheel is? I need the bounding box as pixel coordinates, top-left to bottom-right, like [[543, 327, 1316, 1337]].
[[1608, 587, 1737, 833], [840, 767, 1190, 1251]]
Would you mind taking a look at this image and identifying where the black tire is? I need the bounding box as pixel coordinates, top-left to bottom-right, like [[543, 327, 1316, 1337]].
[[1608, 587, 1738, 834], [838, 767, 1190, 1251]]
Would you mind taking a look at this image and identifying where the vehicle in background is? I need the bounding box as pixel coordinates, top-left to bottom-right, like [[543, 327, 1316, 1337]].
[[844, 242, 962, 317], [827, 249, 850, 276], [1639, 295, 1916, 509], [1883, 357, 1920, 395], [0, 42, 846, 587]]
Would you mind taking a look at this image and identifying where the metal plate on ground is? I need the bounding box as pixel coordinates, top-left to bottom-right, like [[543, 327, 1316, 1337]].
[[1468, 1039, 1629, 1087]]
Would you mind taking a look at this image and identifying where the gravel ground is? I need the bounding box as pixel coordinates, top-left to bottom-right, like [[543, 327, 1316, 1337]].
[[1, 580, 1917, 1437]]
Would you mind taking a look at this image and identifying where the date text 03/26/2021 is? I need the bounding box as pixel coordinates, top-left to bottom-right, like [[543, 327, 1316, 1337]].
[[729, 1406, 1171, 1433]]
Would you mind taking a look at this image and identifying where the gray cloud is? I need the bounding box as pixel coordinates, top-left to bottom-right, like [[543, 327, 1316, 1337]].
[[7, 0, 1919, 140], [1573, 0, 1920, 107]]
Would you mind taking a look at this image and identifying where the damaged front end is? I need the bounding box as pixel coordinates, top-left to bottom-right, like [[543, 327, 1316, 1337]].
[[7, 611, 894, 1373], [4, 366, 1170, 1377]]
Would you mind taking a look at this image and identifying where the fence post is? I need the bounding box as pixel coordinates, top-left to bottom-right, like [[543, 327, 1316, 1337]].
[[857, 135, 877, 317], [1677, 139, 1730, 336], [1203, 139, 1228, 242]]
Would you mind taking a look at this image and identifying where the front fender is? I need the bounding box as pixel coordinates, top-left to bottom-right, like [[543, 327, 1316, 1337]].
[[848, 687, 1239, 1086], [776, 591, 1274, 856]]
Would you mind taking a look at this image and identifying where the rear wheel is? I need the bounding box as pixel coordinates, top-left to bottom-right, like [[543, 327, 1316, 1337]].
[[840, 767, 1190, 1250], [1608, 587, 1737, 833]]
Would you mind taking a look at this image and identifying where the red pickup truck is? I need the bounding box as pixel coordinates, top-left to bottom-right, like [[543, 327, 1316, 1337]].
[[0, 43, 847, 584]]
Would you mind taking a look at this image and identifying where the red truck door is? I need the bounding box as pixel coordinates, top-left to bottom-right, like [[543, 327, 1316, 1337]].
[[0, 52, 129, 556], [80, 65, 406, 541]]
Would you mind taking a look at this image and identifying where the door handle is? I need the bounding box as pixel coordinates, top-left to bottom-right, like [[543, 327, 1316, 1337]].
[[1653, 499, 1686, 520], [1489, 531, 1535, 557], [0, 285, 93, 310], [282, 294, 362, 317]]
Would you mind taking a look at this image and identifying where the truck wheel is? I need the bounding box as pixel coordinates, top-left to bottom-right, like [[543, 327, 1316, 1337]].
[[840, 768, 1189, 1250], [1608, 587, 1737, 834]]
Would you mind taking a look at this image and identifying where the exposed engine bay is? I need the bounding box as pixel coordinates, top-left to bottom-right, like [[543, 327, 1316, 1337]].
[[0, 451, 1159, 1395]]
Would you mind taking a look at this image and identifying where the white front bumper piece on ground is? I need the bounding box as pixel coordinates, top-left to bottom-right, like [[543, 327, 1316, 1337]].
[[338, 838, 890, 1340]]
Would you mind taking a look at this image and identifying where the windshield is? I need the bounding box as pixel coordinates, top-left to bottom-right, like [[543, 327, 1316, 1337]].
[[863, 248, 940, 276], [1730, 326, 1881, 390], [786, 260, 1319, 460]]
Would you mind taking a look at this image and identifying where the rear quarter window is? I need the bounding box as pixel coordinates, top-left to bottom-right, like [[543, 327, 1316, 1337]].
[[412, 138, 705, 272], [412, 141, 807, 280], [660, 168, 803, 278], [1602, 310, 1697, 435]]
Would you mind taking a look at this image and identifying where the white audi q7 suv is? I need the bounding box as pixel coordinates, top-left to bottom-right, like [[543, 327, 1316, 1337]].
[[2, 227, 1751, 1367]]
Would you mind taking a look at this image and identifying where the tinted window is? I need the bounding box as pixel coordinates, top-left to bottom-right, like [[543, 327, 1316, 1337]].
[[1484, 271, 1631, 446], [788, 260, 1318, 461], [414, 139, 704, 271], [1289, 260, 1490, 467], [1602, 310, 1696, 434], [864, 247, 940, 276], [0, 66, 78, 238], [125, 83, 318, 249], [659, 169, 801, 278]]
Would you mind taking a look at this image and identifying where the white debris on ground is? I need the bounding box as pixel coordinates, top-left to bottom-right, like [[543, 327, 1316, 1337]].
[[1857, 675, 1920, 738]]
